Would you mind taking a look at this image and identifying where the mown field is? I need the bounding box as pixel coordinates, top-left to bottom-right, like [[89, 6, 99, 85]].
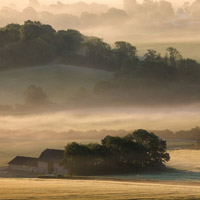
[[0, 178, 200, 200], [0, 140, 200, 199]]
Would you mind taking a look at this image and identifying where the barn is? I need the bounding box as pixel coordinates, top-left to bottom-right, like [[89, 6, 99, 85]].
[[8, 156, 38, 173], [38, 149, 67, 175]]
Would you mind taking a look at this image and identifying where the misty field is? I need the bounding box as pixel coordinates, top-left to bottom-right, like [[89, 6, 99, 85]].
[[0, 64, 112, 104], [1, 150, 200, 199], [0, 178, 200, 200]]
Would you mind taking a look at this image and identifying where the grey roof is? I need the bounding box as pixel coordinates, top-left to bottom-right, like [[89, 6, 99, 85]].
[[38, 149, 64, 163], [8, 156, 38, 167]]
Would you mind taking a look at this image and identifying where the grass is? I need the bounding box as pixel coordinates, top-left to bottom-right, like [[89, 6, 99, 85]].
[[1, 143, 200, 199], [0, 178, 199, 200], [0, 63, 112, 105]]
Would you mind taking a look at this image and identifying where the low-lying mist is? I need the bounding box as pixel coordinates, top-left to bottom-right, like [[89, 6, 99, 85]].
[[0, 105, 200, 139], [0, 106, 199, 166]]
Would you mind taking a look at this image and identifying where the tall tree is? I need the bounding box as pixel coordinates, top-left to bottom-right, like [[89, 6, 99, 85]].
[[127, 129, 170, 166], [113, 41, 138, 69], [166, 47, 182, 66]]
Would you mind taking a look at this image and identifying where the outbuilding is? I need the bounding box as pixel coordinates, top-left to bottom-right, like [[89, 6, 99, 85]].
[[8, 156, 38, 173], [38, 149, 67, 175]]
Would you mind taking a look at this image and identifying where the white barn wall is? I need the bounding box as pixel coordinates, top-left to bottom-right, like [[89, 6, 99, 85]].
[[38, 161, 48, 174], [9, 164, 38, 173], [54, 163, 68, 175]]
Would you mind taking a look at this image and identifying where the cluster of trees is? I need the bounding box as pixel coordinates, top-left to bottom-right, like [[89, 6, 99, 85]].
[[153, 127, 200, 141], [1, 21, 200, 81], [2, 21, 200, 80], [114, 47, 200, 83], [0, 21, 83, 68], [3, 0, 200, 28], [63, 129, 169, 175], [93, 46, 200, 105], [2, 0, 200, 45], [0, 21, 133, 70], [2, 21, 200, 105]]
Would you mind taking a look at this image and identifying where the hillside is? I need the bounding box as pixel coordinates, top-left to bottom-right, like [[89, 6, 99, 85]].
[[0, 64, 112, 105]]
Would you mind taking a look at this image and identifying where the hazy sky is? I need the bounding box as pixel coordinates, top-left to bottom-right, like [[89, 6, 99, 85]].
[[0, 0, 195, 9]]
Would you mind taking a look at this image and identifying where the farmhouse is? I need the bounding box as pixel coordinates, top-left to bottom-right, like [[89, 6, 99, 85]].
[[38, 149, 67, 175], [8, 149, 68, 175], [8, 156, 38, 173]]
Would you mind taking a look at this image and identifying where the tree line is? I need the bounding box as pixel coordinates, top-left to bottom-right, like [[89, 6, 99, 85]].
[[1, 21, 200, 106], [0, 20, 133, 70], [1, 21, 200, 82], [63, 129, 169, 175]]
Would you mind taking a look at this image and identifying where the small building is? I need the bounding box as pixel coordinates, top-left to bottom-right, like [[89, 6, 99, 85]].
[[8, 156, 38, 173], [38, 149, 67, 175]]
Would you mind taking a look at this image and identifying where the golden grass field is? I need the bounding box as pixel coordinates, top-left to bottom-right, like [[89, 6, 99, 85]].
[[1, 149, 200, 200], [1, 148, 200, 199], [0, 178, 200, 200]]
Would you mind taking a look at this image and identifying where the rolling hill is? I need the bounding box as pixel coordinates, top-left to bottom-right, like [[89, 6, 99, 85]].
[[0, 64, 113, 105]]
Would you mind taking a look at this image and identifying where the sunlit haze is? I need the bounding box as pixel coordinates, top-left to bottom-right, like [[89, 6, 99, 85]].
[[0, 0, 195, 9], [0, 1, 200, 199]]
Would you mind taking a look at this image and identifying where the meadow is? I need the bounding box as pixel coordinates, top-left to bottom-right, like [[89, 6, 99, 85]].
[[0, 64, 112, 105], [0, 178, 200, 200], [1, 149, 200, 200]]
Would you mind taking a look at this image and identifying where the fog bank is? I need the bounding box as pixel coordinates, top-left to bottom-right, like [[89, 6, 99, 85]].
[[1, 0, 200, 43]]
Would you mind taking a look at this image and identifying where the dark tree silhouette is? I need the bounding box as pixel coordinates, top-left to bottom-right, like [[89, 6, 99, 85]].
[[113, 41, 138, 69], [63, 130, 170, 175], [126, 129, 170, 166]]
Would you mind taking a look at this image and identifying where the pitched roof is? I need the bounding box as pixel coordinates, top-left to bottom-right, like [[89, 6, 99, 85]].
[[38, 149, 64, 163], [8, 156, 38, 167]]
